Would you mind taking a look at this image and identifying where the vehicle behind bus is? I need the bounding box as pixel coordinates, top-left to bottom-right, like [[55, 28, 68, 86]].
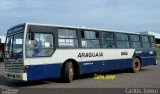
[[156, 44, 160, 58]]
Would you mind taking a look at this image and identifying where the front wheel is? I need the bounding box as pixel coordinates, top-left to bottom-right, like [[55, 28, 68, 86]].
[[64, 61, 74, 83], [132, 58, 141, 73]]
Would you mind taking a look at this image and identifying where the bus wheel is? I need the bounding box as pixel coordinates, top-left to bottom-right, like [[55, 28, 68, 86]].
[[132, 58, 141, 73], [64, 61, 74, 83]]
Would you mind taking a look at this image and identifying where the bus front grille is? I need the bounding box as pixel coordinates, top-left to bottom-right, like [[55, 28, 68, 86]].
[[4, 59, 24, 73]]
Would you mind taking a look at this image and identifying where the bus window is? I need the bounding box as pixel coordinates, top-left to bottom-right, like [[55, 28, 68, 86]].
[[13, 33, 23, 58], [150, 36, 155, 48], [81, 31, 100, 48], [130, 35, 141, 48], [5, 36, 13, 58], [58, 29, 78, 48], [102, 32, 115, 48], [116, 33, 129, 48], [26, 33, 54, 57], [141, 36, 150, 48]]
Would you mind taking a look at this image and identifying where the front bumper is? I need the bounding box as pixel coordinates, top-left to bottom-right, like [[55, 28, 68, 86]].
[[4, 72, 27, 81]]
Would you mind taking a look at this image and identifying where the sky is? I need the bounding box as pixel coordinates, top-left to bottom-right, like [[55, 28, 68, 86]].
[[0, 0, 160, 35]]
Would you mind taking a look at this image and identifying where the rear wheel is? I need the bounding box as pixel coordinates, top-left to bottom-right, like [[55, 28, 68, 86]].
[[132, 58, 141, 73], [64, 61, 74, 83]]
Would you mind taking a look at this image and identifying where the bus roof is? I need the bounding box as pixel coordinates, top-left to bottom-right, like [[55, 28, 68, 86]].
[[26, 23, 141, 35], [8, 22, 154, 36]]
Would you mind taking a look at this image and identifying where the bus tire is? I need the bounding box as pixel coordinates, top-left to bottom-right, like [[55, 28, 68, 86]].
[[132, 58, 141, 73], [64, 61, 74, 83]]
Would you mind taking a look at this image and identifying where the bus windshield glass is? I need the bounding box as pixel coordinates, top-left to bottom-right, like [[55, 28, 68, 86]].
[[5, 26, 24, 59]]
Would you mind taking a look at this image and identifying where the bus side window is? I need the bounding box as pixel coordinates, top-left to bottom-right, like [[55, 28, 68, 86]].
[[26, 33, 54, 57], [58, 29, 78, 48], [150, 36, 155, 48], [141, 36, 151, 48], [81, 31, 100, 48], [130, 35, 141, 48], [102, 32, 115, 48], [116, 33, 129, 48]]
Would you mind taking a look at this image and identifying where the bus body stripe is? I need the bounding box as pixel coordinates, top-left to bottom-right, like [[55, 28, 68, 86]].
[[27, 64, 62, 80], [26, 55, 156, 80]]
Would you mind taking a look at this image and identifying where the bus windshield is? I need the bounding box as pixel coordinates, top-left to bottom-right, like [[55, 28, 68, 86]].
[[5, 31, 23, 59]]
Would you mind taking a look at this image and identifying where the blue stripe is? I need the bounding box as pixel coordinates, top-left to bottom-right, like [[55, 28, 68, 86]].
[[27, 64, 62, 80], [79, 59, 133, 74]]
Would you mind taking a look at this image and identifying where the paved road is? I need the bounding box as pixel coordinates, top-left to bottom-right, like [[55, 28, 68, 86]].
[[0, 61, 160, 88]]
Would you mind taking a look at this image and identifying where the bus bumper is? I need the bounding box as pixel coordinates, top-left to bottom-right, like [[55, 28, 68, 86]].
[[4, 72, 27, 81]]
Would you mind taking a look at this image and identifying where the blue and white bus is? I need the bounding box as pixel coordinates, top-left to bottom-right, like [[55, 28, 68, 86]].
[[4, 23, 157, 82]]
